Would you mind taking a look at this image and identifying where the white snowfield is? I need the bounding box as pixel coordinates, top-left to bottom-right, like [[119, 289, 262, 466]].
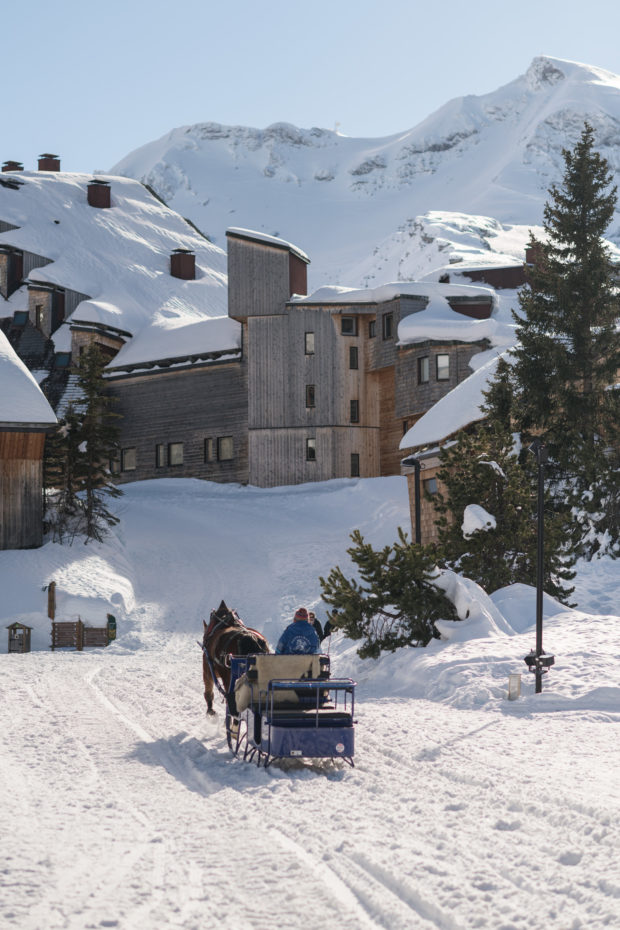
[[110, 56, 620, 287], [1, 477, 619, 930]]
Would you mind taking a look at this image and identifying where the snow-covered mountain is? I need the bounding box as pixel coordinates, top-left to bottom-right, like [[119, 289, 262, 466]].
[[110, 56, 620, 288]]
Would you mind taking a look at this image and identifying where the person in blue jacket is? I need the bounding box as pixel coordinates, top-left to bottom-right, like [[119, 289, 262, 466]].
[[275, 607, 320, 654]]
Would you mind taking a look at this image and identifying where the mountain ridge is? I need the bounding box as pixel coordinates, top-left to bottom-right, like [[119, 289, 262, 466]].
[[110, 56, 620, 288]]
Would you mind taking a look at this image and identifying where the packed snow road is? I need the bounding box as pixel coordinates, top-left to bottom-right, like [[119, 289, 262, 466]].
[[2, 640, 619, 930]]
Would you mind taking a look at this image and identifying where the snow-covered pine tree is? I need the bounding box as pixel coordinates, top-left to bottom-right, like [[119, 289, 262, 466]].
[[432, 422, 575, 601], [510, 122, 620, 556], [319, 528, 457, 658]]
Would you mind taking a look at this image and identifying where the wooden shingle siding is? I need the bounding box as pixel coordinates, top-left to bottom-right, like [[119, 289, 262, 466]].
[[22, 251, 53, 278], [0, 431, 45, 549], [106, 360, 248, 485]]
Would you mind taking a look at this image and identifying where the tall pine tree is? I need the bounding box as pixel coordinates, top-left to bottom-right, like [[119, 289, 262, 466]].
[[510, 123, 620, 556], [44, 343, 122, 543], [76, 343, 122, 543]]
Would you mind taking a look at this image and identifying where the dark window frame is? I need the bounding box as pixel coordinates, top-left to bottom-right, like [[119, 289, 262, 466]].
[[305, 384, 316, 408], [382, 312, 393, 340], [349, 345, 359, 370], [350, 399, 360, 423], [341, 316, 358, 336], [306, 438, 316, 461], [418, 355, 430, 384], [368, 319, 376, 338], [350, 453, 360, 478]]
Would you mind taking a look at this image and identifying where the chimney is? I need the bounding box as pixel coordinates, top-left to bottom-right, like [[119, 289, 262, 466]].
[[2, 160, 23, 172], [38, 153, 60, 171], [87, 179, 111, 208], [170, 248, 196, 280]]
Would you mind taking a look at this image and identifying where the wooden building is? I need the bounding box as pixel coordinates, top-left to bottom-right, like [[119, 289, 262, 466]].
[[105, 347, 248, 485], [227, 228, 493, 488], [0, 331, 57, 549]]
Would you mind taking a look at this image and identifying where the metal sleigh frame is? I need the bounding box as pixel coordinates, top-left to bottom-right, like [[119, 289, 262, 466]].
[[225, 655, 356, 768]]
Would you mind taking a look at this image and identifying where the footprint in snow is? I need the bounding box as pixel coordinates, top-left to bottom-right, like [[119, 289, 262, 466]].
[[559, 851, 583, 866]]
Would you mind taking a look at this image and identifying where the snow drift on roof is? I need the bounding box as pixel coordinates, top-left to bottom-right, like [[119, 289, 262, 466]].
[[0, 331, 57, 426], [0, 172, 235, 365]]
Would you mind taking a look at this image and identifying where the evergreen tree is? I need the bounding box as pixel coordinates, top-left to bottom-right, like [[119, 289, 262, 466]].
[[319, 528, 458, 658], [44, 403, 86, 542], [75, 343, 122, 543], [43, 344, 122, 543], [510, 123, 620, 556], [433, 422, 575, 601]]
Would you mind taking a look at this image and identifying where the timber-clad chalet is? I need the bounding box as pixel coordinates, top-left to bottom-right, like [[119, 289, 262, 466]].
[[0, 161, 520, 548]]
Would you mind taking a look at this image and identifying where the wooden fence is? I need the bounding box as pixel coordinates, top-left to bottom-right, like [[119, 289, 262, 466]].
[[51, 620, 110, 651]]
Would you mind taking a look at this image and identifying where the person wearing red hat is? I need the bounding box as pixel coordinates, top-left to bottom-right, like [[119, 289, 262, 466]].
[[275, 607, 320, 654]]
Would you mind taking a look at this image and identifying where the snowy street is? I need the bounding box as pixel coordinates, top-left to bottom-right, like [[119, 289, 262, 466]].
[[1, 478, 619, 929]]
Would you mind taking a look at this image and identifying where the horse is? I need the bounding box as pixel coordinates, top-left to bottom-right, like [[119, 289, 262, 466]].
[[201, 600, 269, 715]]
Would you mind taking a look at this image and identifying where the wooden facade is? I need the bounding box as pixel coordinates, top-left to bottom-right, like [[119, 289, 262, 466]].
[[0, 431, 46, 549], [106, 357, 248, 485]]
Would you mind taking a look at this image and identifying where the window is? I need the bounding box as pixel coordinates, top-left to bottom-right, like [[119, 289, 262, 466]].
[[109, 453, 120, 474], [217, 436, 234, 461], [121, 447, 137, 472], [168, 442, 184, 466], [436, 354, 450, 381], [350, 399, 359, 423], [418, 356, 429, 384], [402, 420, 409, 436], [341, 316, 358, 336], [382, 312, 393, 340], [305, 332, 315, 355], [424, 477, 438, 495], [368, 320, 376, 338], [204, 438, 215, 463], [349, 346, 359, 370], [351, 453, 360, 477], [35, 304, 44, 330], [306, 438, 316, 461], [156, 444, 166, 468], [305, 384, 316, 408]]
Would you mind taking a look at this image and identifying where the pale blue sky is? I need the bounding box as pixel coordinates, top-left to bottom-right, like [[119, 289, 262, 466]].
[[3, 0, 620, 173]]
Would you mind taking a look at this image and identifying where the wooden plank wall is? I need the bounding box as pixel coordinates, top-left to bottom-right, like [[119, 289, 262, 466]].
[[0, 432, 45, 549], [227, 237, 291, 320], [249, 426, 380, 487], [106, 360, 249, 485]]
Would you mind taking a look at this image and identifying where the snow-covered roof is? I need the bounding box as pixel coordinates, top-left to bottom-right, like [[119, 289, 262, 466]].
[[292, 280, 496, 306], [226, 227, 309, 264], [400, 352, 507, 449], [0, 171, 237, 367], [0, 330, 57, 427], [106, 314, 240, 372]]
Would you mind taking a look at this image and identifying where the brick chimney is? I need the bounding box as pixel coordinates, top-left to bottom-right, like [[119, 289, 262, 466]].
[[38, 153, 60, 171], [87, 179, 111, 208], [170, 248, 196, 280], [2, 160, 23, 172]]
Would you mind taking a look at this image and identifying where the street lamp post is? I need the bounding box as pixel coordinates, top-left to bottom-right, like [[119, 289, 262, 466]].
[[524, 439, 555, 693]]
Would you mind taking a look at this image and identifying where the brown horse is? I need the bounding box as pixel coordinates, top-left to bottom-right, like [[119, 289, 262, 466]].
[[202, 600, 269, 715]]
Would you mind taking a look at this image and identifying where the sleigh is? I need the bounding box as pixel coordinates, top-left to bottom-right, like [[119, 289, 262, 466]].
[[225, 653, 356, 768]]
